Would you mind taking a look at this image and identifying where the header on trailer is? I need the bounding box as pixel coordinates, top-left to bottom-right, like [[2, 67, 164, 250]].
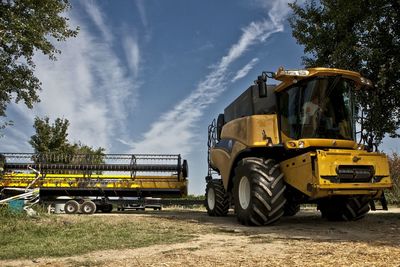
[[0, 153, 189, 198]]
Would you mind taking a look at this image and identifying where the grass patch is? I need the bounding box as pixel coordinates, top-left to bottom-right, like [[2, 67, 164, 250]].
[[0, 208, 195, 260]]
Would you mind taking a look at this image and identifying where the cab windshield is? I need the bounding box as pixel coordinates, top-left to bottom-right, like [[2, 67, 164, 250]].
[[279, 76, 355, 140]]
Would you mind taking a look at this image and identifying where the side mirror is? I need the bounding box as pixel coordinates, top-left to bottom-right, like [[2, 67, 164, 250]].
[[257, 73, 267, 98]]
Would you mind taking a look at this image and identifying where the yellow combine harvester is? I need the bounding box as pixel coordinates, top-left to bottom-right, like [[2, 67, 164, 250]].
[[0, 153, 188, 214], [205, 67, 392, 225]]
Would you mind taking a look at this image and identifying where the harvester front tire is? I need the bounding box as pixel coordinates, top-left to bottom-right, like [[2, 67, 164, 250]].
[[81, 201, 97, 215], [205, 179, 229, 216], [233, 158, 286, 226], [318, 196, 370, 221], [64, 200, 79, 214]]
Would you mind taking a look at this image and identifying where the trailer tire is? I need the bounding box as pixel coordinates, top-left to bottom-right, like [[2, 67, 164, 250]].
[[318, 196, 370, 221], [64, 200, 80, 214], [205, 179, 229, 216], [233, 158, 286, 226], [81, 201, 96, 214]]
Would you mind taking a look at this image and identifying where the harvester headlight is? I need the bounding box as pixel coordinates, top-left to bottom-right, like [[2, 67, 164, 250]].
[[287, 141, 297, 148], [298, 141, 305, 148], [360, 77, 372, 86], [282, 70, 309, 76]]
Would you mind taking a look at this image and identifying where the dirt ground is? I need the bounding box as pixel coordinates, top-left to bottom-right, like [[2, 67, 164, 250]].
[[2, 207, 400, 267]]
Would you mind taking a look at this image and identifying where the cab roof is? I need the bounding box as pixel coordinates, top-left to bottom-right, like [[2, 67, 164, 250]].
[[273, 67, 372, 93]]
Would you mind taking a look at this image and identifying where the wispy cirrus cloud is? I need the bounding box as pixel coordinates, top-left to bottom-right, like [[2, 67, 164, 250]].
[[83, 1, 113, 42], [129, 0, 291, 155], [123, 36, 141, 78], [135, 0, 148, 29], [4, 2, 141, 152], [232, 58, 259, 83]]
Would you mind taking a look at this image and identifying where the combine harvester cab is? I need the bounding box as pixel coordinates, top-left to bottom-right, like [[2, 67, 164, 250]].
[[0, 153, 188, 214], [205, 67, 392, 226]]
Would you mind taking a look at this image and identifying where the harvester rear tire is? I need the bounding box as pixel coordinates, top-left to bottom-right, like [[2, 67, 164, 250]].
[[283, 202, 300, 216], [65, 200, 79, 214], [81, 201, 97, 215], [233, 158, 286, 226], [205, 179, 229, 216], [318, 196, 370, 221]]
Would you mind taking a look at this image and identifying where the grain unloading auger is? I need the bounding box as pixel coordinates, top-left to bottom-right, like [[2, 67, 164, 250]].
[[0, 153, 188, 214]]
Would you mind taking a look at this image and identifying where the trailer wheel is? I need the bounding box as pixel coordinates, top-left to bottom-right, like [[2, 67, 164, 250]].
[[64, 200, 80, 214], [81, 201, 96, 215], [318, 196, 371, 221], [233, 158, 286, 226], [205, 179, 229, 216]]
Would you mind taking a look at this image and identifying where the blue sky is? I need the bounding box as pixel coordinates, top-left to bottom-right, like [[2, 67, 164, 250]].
[[2, 0, 399, 195]]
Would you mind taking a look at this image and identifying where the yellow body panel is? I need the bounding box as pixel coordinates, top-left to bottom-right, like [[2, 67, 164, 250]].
[[0, 173, 187, 192], [210, 141, 246, 189], [210, 114, 280, 189], [280, 149, 392, 199], [221, 115, 280, 146]]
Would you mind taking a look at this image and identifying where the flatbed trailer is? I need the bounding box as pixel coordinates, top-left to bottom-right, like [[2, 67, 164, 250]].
[[0, 153, 188, 214]]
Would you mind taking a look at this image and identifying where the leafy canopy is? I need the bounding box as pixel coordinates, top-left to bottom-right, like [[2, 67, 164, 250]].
[[29, 116, 104, 156], [289, 0, 400, 149], [0, 0, 78, 118]]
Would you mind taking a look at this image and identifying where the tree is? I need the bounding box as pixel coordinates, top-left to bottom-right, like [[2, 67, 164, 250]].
[[29, 116, 70, 153], [29, 117, 105, 174], [0, 0, 78, 119], [29, 116, 105, 156], [289, 0, 400, 149]]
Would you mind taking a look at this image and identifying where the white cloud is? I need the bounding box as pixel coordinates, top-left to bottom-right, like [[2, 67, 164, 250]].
[[82, 1, 113, 42], [232, 58, 259, 82], [123, 36, 141, 78], [4, 3, 140, 152], [129, 0, 290, 155], [135, 0, 148, 28]]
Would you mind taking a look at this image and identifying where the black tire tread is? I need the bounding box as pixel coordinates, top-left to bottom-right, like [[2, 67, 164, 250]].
[[234, 157, 286, 226], [283, 202, 301, 216], [318, 196, 371, 221], [205, 179, 229, 216]]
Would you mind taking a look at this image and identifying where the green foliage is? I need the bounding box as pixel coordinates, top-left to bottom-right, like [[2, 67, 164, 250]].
[[386, 152, 400, 204], [29, 116, 70, 153], [29, 116, 105, 156], [0, 0, 78, 118], [289, 0, 400, 148]]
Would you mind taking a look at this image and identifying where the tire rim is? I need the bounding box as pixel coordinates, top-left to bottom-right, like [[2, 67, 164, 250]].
[[66, 204, 75, 213], [83, 204, 93, 213], [207, 187, 215, 210], [239, 176, 250, 209]]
